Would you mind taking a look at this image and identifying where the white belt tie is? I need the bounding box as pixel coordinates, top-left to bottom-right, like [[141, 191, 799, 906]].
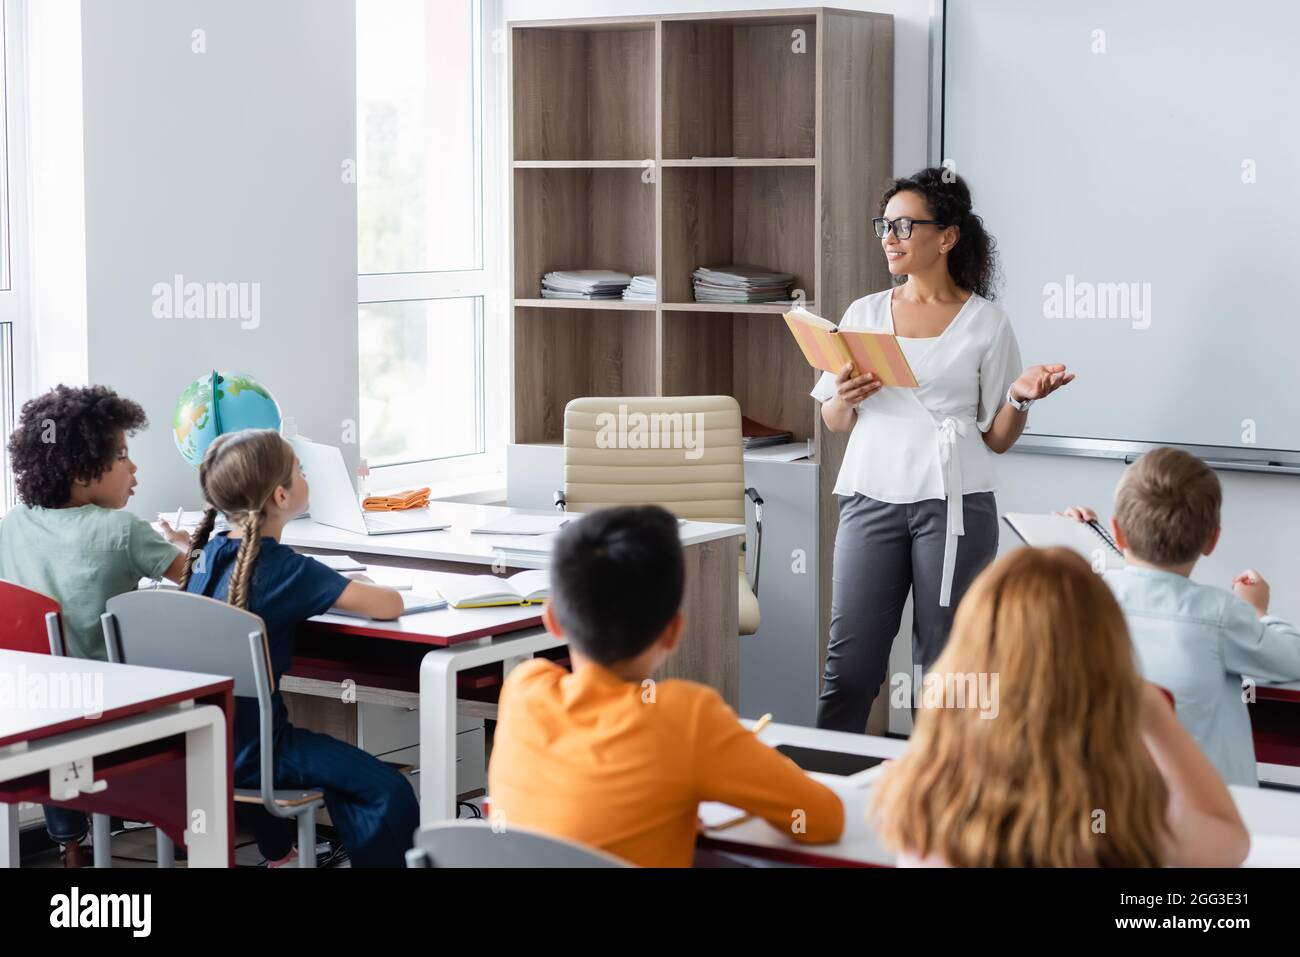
[[936, 416, 968, 607]]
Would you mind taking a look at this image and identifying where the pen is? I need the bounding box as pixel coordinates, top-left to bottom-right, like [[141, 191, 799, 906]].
[[751, 713, 772, 736], [174, 506, 185, 531]]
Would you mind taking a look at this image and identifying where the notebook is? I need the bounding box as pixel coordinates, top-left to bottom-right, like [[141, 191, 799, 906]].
[[783, 307, 919, 388], [471, 514, 570, 536], [1002, 512, 1125, 570], [309, 554, 367, 572], [327, 592, 448, 619], [437, 569, 550, 609]]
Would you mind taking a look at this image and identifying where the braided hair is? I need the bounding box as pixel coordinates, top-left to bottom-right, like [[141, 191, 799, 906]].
[[183, 429, 297, 609], [880, 167, 1001, 300]]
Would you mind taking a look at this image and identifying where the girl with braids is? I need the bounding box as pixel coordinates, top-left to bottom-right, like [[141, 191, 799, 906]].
[[872, 547, 1248, 867], [811, 168, 1076, 732], [183, 429, 416, 867]]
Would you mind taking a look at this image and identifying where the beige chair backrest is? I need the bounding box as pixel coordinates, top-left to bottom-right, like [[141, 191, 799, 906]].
[[562, 395, 745, 525]]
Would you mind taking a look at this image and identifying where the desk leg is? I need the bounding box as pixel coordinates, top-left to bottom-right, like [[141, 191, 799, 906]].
[[92, 813, 111, 868], [0, 803, 17, 867], [183, 708, 230, 868], [660, 537, 741, 708], [419, 652, 460, 825]]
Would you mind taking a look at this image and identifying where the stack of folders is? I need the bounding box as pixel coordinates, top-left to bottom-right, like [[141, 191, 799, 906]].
[[692, 265, 795, 304], [742, 416, 795, 450], [623, 275, 657, 302], [540, 270, 632, 300]]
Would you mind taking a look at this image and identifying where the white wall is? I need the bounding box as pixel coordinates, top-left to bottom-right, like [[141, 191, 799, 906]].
[[79, 0, 359, 517], [504, 0, 933, 177]]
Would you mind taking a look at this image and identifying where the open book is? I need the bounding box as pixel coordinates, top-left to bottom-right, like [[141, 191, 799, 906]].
[[783, 307, 918, 388], [1003, 512, 1125, 570], [437, 569, 550, 609]]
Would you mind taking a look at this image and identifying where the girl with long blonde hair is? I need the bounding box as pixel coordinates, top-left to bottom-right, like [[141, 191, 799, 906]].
[[872, 546, 1249, 867], [183, 429, 416, 867]]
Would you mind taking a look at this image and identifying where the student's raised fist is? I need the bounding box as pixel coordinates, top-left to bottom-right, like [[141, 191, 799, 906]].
[[1232, 569, 1269, 617]]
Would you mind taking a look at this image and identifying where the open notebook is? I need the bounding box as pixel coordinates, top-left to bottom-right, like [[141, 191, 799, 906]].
[[437, 570, 550, 609], [1003, 512, 1125, 570]]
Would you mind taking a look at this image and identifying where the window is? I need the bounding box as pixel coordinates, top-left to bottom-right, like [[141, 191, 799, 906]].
[[356, 0, 505, 488], [0, 0, 29, 514]]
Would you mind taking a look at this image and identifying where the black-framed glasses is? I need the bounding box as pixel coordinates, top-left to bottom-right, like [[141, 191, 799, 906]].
[[873, 216, 947, 240]]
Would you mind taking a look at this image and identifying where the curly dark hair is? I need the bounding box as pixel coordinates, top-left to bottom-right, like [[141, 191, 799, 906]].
[[7, 385, 148, 508], [880, 167, 1000, 300]]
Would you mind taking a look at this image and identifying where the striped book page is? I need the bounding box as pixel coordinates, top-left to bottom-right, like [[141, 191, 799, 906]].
[[783, 309, 919, 388]]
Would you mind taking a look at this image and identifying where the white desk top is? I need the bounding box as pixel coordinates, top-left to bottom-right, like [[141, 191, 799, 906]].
[[705, 721, 1300, 868], [0, 649, 231, 748], [279, 500, 744, 569]]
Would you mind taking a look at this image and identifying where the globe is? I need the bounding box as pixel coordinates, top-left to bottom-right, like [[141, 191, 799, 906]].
[[172, 371, 282, 468]]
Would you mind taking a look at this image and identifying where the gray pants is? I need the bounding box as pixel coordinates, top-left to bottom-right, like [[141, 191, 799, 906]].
[[816, 492, 1000, 733]]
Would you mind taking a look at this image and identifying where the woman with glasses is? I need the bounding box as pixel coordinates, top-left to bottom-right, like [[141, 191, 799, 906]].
[[810, 167, 1074, 733]]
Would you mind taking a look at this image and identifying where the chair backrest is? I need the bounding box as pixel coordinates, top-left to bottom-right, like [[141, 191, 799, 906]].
[[563, 395, 745, 525], [406, 820, 629, 869], [102, 589, 271, 698], [0, 579, 64, 655]]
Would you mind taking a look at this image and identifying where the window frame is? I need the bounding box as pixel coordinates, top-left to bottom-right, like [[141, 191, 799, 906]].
[[356, 0, 507, 493], [0, 0, 31, 514]]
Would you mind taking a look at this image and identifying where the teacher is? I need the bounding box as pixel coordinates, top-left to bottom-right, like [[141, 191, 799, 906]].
[[811, 167, 1073, 732]]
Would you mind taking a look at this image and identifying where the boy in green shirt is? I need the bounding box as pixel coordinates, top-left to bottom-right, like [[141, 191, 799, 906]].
[[0, 384, 190, 865]]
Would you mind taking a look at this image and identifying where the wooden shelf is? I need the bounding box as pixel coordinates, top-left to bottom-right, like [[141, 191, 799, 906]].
[[513, 306, 656, 444], [662, 309, 819, 443], [512, 25, 655, 162], [662, 17, 817, 161], [513, 160, 650, 169], [512, 167, 655, 300], [661, 158, 817, 168], [661, 165, 816, 305], [513, 298, 654, 311], [661, 301, 813, 314]]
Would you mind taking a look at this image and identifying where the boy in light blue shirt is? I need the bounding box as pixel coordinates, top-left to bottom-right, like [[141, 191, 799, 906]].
[[1066, 447, 1300, 787], [0, 384, 190, 864]]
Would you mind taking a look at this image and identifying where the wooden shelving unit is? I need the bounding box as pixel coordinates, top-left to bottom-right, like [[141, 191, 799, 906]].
[[509, 8, 894, 674]]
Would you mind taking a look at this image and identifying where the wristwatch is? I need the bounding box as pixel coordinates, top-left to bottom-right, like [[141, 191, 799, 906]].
[[1006, 387, 1033, 413]]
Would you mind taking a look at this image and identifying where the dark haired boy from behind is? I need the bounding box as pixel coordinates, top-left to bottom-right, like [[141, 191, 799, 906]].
[[488, 505, 844, 867], [0, 384, 191, 866]]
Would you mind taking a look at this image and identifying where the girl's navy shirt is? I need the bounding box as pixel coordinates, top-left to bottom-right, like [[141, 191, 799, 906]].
[[185, 532, 349, 772]]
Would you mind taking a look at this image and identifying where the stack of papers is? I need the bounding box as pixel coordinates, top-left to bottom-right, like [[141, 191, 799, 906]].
[[692, 265, 795, 304], [622, 275, 656, 302], [742, 416, 794, 450], [541, 270, 632, 300], [471, 514, 571, 536]]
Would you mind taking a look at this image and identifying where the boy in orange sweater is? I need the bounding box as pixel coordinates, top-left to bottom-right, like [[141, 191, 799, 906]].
[[488, 505, 844, 867]]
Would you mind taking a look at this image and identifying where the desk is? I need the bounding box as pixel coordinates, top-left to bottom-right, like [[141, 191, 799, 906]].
[[0, 650, 233, 867], [698, 721, 1300, 868], [281, 500, 745, 706], [279, 564, 565, 824], [1249, 680, 1300, 784]]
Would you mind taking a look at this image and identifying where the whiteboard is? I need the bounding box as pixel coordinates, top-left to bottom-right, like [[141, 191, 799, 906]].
[[942, 0, 1300, 454]]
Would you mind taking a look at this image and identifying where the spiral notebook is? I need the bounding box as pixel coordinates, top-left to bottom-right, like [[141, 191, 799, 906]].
[[1003, 512, 1125, 570]]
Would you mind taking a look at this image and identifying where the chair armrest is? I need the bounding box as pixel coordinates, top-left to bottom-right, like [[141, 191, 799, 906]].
[[744, 487, 764, 595]]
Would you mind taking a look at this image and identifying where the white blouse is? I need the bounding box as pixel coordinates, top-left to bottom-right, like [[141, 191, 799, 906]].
[[811, 288, 1023, 605]]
